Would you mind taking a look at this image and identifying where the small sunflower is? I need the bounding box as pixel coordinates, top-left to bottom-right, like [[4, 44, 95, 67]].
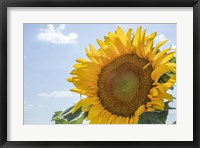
[[67, 26, 176, 124]]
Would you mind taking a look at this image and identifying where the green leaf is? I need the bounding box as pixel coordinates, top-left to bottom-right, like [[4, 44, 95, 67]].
[[158, 71, 175, 84], [169, 57, 176, 63], [70, 116, 85, 124], [156, 49, 161, 54], [52, 107, 88, 124], [165, 101, 176, 110], [158, 56, 176, 84], [138, 110, 168, 124], [63, 107, 82, 122], [52, 111, 62, 121], [83, 112, 89, 118], [60, 106, 74, 116], [138, 102, 170, 124], [168, 106, 176, 110], [68, 111, 88, 124], [172, 121, 176, 124], [159, 73, 170, 83], [55, 119, 69, 124]]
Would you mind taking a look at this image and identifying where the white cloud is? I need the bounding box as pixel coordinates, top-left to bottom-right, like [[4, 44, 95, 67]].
[[155, 34, 167, 41], [37, 24, 78, 45], [38, 90, 78, 98], [56, 24, 65, 32]]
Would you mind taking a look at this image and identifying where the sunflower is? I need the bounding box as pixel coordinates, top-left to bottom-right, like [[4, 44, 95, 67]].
[[67, 26, 176, 124]]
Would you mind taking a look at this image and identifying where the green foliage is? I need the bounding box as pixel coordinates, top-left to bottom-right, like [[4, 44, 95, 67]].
[[172, 96, 176, 99], [52, 106, 88, 124], [63, 107, 82, 122], [156, 49, 161, 54], [159, 73, 170, 83], [138, 109, 168, 124], [60, 106, 74, 116], [165, 101, 176, 110], [169, 57, 176, 63], [52, 111, 62, 119], [55, 119, 69, 124], [83, 112, 89, 118], [138, 101, 175, 124], [70, 116, 85, 124]]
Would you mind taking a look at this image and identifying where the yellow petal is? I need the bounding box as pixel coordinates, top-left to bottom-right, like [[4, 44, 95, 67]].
[[163, 75, 176, 90], [151, 65, 169, 82], [136, 29, 146, 58], [153, 48, 171, 62], [151, 63, 176, 82], [154, 52, 175, 68], [152, 40, 168, 56], [155, 83, 165, 93], [81, 97, 100, 111], [96, 39, 108, 51], [145, 40, 153, 60], [146, 108, 155, 112], [97, 40, 116, 59], [72, 99, 84, 114], [87, 104, 104, 120], [112, 116, 122, 124], [101, 111, 111, 124], [152, 105, 165, 111], [132, 116, 139, 124], [114, 37, 128, 54], [85, 48, 102, 65], [145, 32, 157, 42], [126, 28, 133, 52], [135, 105, 146, 116], [119, 117, 128, 124], [104, 37, 121, 56], [116, 26, 127, 46], [96, 115, 103, 124], [70, 88, 85, 94], [163, 92, 173, 101], [150, 87, 158, 97], [73, 63, 84, 69], [67, 77, 73, 82], [97, 110, 107, 124], [107, 115, 116, 124], [89, 44, 101, 56], [143, 63, 151, 70], [76, 58, 88, 63], [89, 116, 100, 124], [148, 100, 165, 107], [148, 94, 163, 101], [132, 26, 141, 47]]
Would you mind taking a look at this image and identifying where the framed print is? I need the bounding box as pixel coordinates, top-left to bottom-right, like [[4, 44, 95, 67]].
[[0, 0, 199, 147]]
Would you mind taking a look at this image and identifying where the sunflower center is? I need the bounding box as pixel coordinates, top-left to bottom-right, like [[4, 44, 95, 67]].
[[98, 54, 153, 117], [112, 70, 139, 103]]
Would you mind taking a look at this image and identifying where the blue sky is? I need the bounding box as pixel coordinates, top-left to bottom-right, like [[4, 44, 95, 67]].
[[24, 23, 176, 124]]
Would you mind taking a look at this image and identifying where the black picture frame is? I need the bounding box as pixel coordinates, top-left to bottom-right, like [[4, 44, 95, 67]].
[[0, 0, 199, 147]]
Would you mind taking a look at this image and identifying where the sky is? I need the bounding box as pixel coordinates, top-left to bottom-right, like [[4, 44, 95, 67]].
[[24, 23, 176, 125]]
